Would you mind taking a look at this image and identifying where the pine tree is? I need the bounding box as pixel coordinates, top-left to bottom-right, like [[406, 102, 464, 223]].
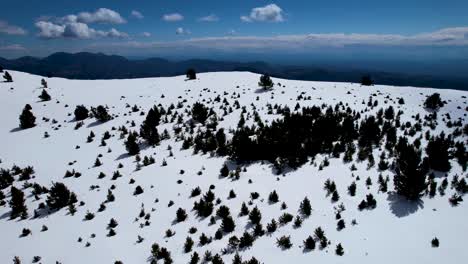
[[303, 236, 316, 250], [91, 105, 111, 122], [176, 208, 188, 222], [239, 232, 254, 248], [186, 69, 196, 80], [299, 197, 312, 216], [38, 89, 51, 101], [424, 93, 444, 110], [394, 137, 429, 200], [47, 182, 73, 210], [184, 237, 194, 253], [211, 254, 224, 264], [220, 164, 229, 177], [74, 105, 89, 121], [336, 243, 344, 256], [258, 74, 273, 89], [189, 252, 199, 264], [268, 190, 279, 204], [9, 186, 28, 219], [125, 132, 140, 155], [3, 71, 13, 82], [19, 104, 36, 129], [221, 216, 236, 233], [248, 206, 262, 225], [426, 133, 451, 172], [192, 102, 209, 124]]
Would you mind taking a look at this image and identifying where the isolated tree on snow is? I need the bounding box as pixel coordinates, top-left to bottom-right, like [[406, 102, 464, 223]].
[[19, 104, 36, 129], [38, 89, 51, 101], [299, 197, 312, 216], [394, 137, 429, 200], [91, 105, 111, 122], [41, 78, 48, 88], [125, 132, 140, 155], [3, 71, 12, 82], [74, 105, 89, 120], [424, 93, 444, 110], [186, 69, 196, 80], [258, 74, 273, 89], [9, 186, 28, 219]]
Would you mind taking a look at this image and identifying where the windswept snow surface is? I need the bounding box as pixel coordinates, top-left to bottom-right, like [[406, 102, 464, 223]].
[[0, 70, 467, 263]]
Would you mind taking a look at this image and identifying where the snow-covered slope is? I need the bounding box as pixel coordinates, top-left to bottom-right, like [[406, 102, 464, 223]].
[[0, 70, 467, 264]]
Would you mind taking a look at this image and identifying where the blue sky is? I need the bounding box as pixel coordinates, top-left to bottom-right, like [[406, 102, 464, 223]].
[[1, 0, 468, 60]]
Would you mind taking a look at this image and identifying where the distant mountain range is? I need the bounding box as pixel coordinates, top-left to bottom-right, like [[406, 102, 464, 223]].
[[1, 52, 467, 90]]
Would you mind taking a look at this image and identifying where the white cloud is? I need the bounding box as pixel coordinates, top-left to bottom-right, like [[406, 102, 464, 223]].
[[198, 14, 219, 22], [35, 8, 128, 39], [89, 27, 468, 53], [0, 20, 27, 35], [241, 4, 284, 22], [163, 13, 184, 22], [227, 29, 236, 35], [131, 10, 144, 19], [141, 32, 151, 37], [77, 8, 126, 24], [0, 44, 26, 51], [35, 21, 128, 39], [176, 27, 190, 35]]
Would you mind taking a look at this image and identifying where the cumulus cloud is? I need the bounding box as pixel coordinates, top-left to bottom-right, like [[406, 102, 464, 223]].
[[163, 13, 184, 22], [0, 44, 26, 51], [0, 20, 27, 35], [35, 8, 128, 39], [35, 21, 128, 39], [76, 8, 126, 24], [176, 27, 190, 35], [141, 32, 151, 37], [241, 4, 284, 22], [198, 14, 219, 22], [131, 10, 144, 19]]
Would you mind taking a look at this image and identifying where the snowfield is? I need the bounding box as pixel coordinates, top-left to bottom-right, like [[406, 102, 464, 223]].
[[0, 70, 467, 264]]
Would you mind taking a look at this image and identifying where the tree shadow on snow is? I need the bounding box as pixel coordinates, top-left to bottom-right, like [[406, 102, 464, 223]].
[[87, 120, 107, 128], [10, 127, 22, 133], [387, 192, 424, 218]]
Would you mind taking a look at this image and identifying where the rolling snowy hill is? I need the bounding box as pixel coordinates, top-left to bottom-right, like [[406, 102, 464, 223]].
[[0, 70, 467, 264]]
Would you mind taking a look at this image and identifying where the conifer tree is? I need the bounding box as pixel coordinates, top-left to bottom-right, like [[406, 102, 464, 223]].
[[74, 105, 89, 121], [3, 71, 12, 82], [91, 105, 111, 122], [186, 69, 196, 80], [248, 206, 262, 225], [221, 216, 236, 233], [125, 132, 140, 155], [299, 197, 312, 216], [19, 104, 36, 129], [394, 137, 429, 200], [426, 133, 451, 172], [424, 93, 444, 110], [46, 182, 73, 210], [38, 89, 51, 101], [9, 186, 28, 219], [258, 74, 273, 89]]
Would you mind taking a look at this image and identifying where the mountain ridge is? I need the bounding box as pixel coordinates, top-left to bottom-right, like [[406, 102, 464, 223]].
[[1, 52, 467, 90]]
